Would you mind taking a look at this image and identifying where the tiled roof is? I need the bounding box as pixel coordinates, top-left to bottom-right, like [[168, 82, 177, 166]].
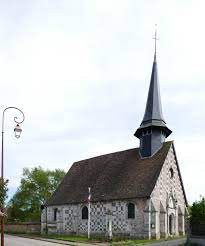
[[47, 141, 172, 205]]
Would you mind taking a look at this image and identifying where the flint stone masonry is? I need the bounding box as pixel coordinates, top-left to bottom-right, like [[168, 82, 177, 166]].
[[149, 145, 186, 239], [42, 199, 147, 237]]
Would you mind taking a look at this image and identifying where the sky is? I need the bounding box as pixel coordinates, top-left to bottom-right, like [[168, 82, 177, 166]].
[[0, 0, 204, 204]]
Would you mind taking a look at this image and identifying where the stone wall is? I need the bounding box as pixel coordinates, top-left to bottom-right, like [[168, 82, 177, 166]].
[[5, 222, 41, 233], [41, 198, 147, 238], [150, 144, 186, 238]]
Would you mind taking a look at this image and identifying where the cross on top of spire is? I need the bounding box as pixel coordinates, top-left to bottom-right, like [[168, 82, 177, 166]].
[[153, 24, 158, 59]]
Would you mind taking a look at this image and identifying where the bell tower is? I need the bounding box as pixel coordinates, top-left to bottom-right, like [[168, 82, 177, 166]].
[[134, 30, 172, 158]]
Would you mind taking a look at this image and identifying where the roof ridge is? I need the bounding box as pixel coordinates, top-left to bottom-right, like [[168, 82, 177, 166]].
[[75, 140, 174, 165], [74, 147, 138, 164]]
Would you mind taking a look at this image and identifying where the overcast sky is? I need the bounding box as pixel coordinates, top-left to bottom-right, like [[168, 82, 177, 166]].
[[0, 0, 204, 204]]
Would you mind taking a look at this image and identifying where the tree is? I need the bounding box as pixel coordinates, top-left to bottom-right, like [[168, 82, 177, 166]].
[[7, 166, 65, 222], [0, 178, 8, 220], [189, 196, 205, 236], [0, 178, 8, 208], [190, 197, 205, 224]]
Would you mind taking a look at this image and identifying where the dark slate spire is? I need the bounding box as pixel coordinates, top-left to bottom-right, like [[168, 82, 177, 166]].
[[134, 30, 172, 158], [142, 54, 165, 125]]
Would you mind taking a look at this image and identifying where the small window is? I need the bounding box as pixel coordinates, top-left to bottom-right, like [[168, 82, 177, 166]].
[[128, 203, 135, 219], [169, 168, 174, 179], [82, 206, 88, 220], [54, 208, 58, 221]]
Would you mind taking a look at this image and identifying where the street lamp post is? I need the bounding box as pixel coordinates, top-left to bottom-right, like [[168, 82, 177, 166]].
[[1, 107, 25, 246]]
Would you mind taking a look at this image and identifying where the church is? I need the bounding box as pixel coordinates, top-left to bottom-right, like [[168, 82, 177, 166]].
[[41, 41, 188, 239]]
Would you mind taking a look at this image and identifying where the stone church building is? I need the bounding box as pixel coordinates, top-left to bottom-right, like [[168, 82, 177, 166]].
[[41, 48, 188, 239]]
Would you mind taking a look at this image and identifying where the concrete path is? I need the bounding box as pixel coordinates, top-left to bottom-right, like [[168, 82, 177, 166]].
[[5, 234, 109, 246]]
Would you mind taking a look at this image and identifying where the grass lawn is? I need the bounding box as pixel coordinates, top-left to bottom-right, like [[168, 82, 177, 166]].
[[41, 234, 187, 245], [42, 235, 158, 244], [110, 236, 186, 245], [110, 239, 158, 245], [40, 234, 95, 242]]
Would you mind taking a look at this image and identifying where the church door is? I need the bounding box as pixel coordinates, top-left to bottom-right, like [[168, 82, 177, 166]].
[[169, 214, 174, 235]]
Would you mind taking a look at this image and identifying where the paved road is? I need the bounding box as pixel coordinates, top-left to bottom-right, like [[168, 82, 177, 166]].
[[189, 237, 205, 245], [5, 234, 108, 246], [144, 238, 187, 246], [5, 234, 72, 246]]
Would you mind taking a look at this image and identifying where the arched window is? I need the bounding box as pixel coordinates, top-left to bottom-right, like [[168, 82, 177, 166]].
[[169, 168, 174, 179], [128, 203, 135, 219], [82, 206, 88, 220], [54, 208, 58, 221], [169, 213, 175, 235]]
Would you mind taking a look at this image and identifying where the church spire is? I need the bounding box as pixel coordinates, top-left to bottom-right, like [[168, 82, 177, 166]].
[[134, 29, 172, 158], [141, 28, 164, 126]]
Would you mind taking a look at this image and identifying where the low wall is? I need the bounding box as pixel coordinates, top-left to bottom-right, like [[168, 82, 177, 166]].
[[191, 222, 205, 236], [4, 222, 41, 233]]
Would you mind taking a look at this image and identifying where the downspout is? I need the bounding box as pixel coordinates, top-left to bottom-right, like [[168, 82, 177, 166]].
[[148, 198, 151, 240]]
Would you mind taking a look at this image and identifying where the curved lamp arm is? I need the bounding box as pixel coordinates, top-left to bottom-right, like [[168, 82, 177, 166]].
[[2, 107, 25, 133], [1, 107, 25, 246]]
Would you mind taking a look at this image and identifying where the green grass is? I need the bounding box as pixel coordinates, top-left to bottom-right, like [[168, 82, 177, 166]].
[[110, 239, 156, 245], [110, 236, 187, 245], [41, 234, 94, 242]]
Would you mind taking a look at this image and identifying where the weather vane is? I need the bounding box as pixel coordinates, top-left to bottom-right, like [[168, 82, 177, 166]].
[[153, 24, 159, 57]]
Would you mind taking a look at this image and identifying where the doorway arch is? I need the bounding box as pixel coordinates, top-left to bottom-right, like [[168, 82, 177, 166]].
[[169, 213, 174, 235]]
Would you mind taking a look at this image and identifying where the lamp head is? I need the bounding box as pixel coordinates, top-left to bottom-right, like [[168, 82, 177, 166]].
[[14, 124, 22, 139]]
